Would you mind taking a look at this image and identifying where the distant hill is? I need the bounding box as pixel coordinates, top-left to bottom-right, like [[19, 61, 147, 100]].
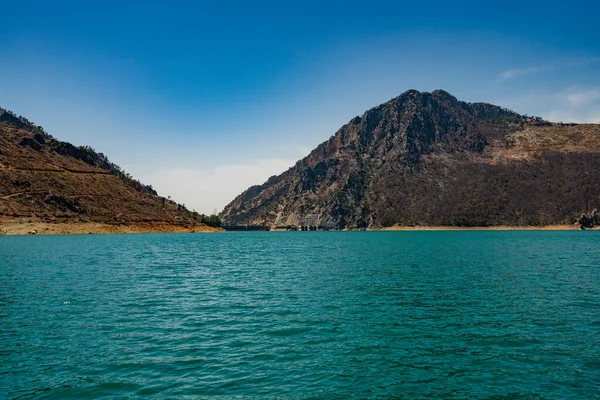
[[0, 108, 221, 234], [220, 90, 600, 229]]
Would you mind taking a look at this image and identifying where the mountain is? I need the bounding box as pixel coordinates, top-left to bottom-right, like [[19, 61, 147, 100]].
[[220, 90, 600, 229], [0, 108, 221, 234]]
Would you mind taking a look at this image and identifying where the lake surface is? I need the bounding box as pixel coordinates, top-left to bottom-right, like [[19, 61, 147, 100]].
[[1, 231, 600, 399]]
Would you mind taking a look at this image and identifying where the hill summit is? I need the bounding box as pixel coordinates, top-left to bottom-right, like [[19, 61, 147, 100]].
[[0, 108, 221, 234], [221, 89, 600, 229]]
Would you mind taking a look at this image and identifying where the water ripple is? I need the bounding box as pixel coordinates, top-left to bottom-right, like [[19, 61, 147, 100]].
[[1, 231, 600, 398]]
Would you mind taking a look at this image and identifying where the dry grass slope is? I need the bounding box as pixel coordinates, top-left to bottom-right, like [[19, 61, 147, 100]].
[[0, 119, 221, 234]]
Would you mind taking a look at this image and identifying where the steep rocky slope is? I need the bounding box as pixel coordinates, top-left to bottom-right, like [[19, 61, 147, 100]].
[[221, 90, 600, 228], [0, 108, 220, 233]]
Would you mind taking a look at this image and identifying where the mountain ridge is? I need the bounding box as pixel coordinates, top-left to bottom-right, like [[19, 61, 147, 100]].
[[220, 89, 600, 229]]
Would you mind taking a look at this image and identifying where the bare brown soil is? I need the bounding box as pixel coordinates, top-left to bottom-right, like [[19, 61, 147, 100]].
[[0, 122, 217, 233], [0, 217, 223, 235]]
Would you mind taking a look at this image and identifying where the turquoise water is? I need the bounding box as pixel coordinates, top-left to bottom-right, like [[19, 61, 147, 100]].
[[1, 231, 600, 399]]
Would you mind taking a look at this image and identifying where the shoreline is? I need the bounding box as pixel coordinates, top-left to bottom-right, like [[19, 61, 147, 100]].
[[375, 225, 583, 231], [1, 221, 592, 236], [0, 218, 223, 236]]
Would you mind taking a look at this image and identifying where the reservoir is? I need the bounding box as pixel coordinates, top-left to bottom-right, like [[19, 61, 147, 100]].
[[1, 231, 599, 398]]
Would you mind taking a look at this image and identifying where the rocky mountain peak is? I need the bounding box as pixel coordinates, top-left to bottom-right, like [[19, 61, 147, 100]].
[[220, 91, 599, 229]]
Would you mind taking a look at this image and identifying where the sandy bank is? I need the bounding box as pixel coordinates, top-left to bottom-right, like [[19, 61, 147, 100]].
[[375, 225, 584, 231], [0, 218, 223, 235]]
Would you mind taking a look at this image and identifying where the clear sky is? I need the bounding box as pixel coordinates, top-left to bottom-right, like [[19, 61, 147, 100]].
[[1, 0, 599, 213]]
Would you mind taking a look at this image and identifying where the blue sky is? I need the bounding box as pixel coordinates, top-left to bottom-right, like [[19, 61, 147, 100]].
[[1, 0, 599, 213]]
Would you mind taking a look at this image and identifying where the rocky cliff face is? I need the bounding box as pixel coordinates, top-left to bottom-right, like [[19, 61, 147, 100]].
[[220, 90, 600, 228]]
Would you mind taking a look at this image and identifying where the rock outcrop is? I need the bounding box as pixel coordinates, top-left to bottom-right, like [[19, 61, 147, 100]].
[[577, 209, 600, 230]]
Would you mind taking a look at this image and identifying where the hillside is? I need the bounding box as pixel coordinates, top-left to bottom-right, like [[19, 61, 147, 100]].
[[221, 90, 600, 229], [0, 108, 221, 234]]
